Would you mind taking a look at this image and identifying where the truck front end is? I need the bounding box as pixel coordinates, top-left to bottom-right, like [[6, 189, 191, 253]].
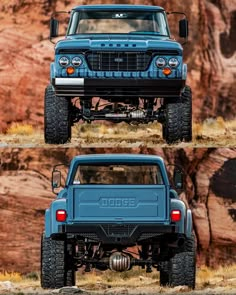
[[52, 6, 186, 99], [45, 5, 192, 145]]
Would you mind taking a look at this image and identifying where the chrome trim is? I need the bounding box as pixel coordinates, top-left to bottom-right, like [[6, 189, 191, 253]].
[[182, 64, 187, 80], [55, 78, 84, 86]]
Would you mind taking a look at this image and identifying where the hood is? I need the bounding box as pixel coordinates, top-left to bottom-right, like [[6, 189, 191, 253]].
[[55, 34, 183, 55]]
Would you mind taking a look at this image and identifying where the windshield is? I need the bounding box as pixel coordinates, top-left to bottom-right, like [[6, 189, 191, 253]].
[[73, 164, 163, 185], [68, 10, 169, 36]]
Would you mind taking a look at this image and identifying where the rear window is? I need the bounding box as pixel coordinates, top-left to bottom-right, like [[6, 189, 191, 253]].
[[73, 164, 163, 185]]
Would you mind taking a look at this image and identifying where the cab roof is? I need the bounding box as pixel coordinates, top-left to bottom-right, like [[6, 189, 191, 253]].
[[71, 154, 165, 164], [72, 5, 165, 12]]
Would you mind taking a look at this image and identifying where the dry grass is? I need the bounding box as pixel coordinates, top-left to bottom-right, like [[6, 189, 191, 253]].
[[0, 117, 236, 147], [78, 267, 159, 288], [197, 264, 236, 288], [75, 116, 236, 140], [0, 272, 23, 283], [6, 123, 34, 136], [73, 117, 236, 147], [0, 265, 235, 294], [76, 264, 236, 290], [0, 271, 39, 283]]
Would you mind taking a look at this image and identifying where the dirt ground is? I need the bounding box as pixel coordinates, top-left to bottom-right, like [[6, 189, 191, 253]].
[[1, 266, 236, 295], [0, 119, 236, 148], [0, 282, 236, 295]]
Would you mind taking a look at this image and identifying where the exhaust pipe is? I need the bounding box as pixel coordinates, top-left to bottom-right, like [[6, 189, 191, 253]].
[[167, 237, 185, 248]]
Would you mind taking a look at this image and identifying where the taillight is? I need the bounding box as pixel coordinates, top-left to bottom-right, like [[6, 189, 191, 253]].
[[171, 210, 181, 222], [56, 210, 67, 222]]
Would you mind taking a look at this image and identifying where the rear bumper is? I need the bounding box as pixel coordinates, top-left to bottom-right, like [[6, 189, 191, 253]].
[[52, 78, 185, 98], [58, 223, 178, 245]]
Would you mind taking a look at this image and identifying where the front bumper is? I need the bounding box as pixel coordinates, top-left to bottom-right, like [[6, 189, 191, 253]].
[[58, 223, 178, 245], [52, 78, 185, 98]]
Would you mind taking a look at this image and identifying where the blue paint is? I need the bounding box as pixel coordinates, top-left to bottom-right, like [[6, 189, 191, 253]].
[[50, 4, 187, 85], [44, 154, 192, 238]]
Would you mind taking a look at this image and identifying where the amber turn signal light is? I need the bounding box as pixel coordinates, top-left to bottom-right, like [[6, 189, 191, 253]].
[[162, 67, 172, 76], [66, 66, 75, 75]]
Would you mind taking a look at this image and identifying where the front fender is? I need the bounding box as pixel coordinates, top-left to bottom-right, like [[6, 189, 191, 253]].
[[182, 63, 187, 80], [50, 62, 56, 84], [45, 208, 51, 238]]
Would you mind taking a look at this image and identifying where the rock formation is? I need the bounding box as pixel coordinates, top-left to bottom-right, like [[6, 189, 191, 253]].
[[0, 0, 235, 132], [0, 147, 235, 273]]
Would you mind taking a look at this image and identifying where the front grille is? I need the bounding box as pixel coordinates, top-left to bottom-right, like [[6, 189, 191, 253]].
[[86, 51, 152, 72]]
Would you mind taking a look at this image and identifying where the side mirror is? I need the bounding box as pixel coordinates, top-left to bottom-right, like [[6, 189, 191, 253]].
[[52, 170, 61, 190], [50, 18, 59, 38], [173, 169, 183, 190], [179, 19, 188, 38]]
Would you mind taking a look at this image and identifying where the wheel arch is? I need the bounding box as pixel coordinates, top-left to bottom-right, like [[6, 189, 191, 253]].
[[50, 63, 56, 84], [170, 199, 186, 234], [185, 209, 193, 238], [45, 199, 67, 238], [45, 208, 51, 238]]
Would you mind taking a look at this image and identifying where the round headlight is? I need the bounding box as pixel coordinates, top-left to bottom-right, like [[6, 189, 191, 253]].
[[59, 56, 69, 67], [72, 56, 82, 67], [156, 57, 166, 68], [169, 58, 179, 68]]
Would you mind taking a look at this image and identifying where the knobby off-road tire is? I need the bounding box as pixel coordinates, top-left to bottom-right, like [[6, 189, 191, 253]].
[[162, 99, 181, 144], [41, 235, 75, 289], [184, 234, 196, 289], [159, 235, 196, 289], [44, 84, 71, 144], [181, 86, 192, 142], [159, 252, 185, 287], [50, 239, 76, 289], [66, 243, 76, 287], [168, 252, 186, 287], [41, 233, 52, 289], [159, 261, 169, 286]]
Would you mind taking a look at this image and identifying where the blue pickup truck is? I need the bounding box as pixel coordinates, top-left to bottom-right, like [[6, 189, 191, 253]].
[[44, 4, 192, 144], [41, 154, 196, 289]]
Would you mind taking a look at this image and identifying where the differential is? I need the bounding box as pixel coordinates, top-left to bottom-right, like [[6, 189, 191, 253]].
[[109, 252, 131, 272]]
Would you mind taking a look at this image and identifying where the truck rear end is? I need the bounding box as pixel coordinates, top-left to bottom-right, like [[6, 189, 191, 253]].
[[61, 183, 172, 244], [41, 154, 195, 289]]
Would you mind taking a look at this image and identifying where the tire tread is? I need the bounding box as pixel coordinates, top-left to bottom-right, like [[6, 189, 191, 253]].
[[163, 99, 181, 144], [184, 234, 196, 289], [181, 86, 192, 142], [44, 85, 71, 144]]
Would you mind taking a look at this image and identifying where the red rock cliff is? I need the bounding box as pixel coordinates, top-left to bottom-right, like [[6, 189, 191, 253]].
[[0, 148, 235, 273]]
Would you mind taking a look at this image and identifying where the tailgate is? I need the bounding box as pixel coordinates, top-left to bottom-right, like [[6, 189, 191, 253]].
[[68, 185, 168, 222]]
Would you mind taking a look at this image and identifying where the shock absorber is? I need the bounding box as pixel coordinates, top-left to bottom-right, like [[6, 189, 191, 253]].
[[81, 99, 92, 117]]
